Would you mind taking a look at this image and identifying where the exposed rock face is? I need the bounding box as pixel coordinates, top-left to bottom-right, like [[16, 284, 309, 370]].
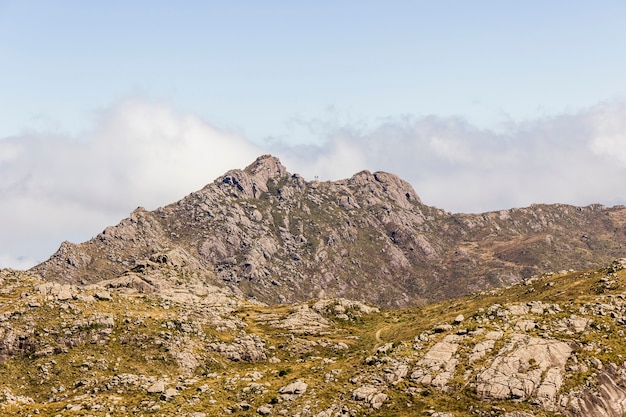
[[257, 304, 330, 335], [476, 335, 572, 405], [562, 363, 626, 416], [32, 155, 626, 308], [410, 335, 461, 389], [208, 334, 267, 362], [351, 385, 387, 409]]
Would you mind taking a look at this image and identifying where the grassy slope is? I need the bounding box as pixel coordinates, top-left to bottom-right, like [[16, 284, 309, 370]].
[[1, 262, 626, 416]]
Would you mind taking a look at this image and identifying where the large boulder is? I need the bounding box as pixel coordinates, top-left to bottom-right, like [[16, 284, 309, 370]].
[[476, 334, 571, 405]]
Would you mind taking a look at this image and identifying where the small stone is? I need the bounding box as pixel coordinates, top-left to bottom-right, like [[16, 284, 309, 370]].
[[147, 381, 165, 394], [95, 291, 112, 301], [257, 405, 272, 415], [370, 393, 387, 409], [161, 388, 178, 401], [278, 380, 308, 395]]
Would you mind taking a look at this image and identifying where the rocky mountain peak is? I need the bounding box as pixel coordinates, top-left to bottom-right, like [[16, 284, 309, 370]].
[[243, 154, 288, 181], [5, 156, 626, 416], [345, 169, 422, 209], [212, 154, 289, 199], [31, 155, 626, 308]]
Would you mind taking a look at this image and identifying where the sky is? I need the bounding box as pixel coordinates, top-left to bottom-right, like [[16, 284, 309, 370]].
[[1, 1, 626, 269]]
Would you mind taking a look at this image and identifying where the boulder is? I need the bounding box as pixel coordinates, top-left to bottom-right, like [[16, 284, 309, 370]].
[[278, 380, 308, 396], [147, 380, 165, 394], [476, 335, 571, 404], [410, 336, 460, 388], [352, 386, 387, 409]]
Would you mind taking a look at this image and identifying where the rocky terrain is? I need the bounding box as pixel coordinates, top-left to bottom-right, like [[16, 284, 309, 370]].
[[4, 254, 626, 416], [3, 155, 626, 416], [32, 155, 626, 308]]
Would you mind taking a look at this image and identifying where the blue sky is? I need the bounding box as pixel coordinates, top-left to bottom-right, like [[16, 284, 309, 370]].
[[1, 1, 626, 268], [3, 1, 626, 138]]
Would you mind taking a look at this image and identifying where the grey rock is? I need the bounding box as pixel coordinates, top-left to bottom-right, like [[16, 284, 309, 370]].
[[278, 380, 308, 395], [208, 334, 267, 362], [476, 335, 571, 404], [411, 337, 460, 388], [352, 386, 387, 409], [147, 380, 165, 394], [257, 405, 272, 415], [161, 387, 179, 401], [562, 362, 626, 417], [95, 291, 112, 301]]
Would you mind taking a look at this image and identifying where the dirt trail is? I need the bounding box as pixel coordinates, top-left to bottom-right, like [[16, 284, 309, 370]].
[[375, 328, 382, 342]]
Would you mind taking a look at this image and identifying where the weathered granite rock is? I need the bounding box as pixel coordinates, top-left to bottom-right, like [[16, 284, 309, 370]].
[[476, 335, 571, 404], [161, 387, 179, 401], [278, 380, 308, 395], [147, 380, 166, 394], [257, 405, 272, 415], [265, 304, 330, 335], [469, 339, 496, 363], [31, 156, 626, 309], [561, 362, 626, 417], [278, 380, 307, 400], [208, 334, 267, 362], [352, 386, 387, 409], [410, 335, 461, 389]]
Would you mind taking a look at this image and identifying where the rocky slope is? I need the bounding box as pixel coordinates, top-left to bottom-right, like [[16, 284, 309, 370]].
[[32, 155, 626, 308], [4, 257, 626, 416]]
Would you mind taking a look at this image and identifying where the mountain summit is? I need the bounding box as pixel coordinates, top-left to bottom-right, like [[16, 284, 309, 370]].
[[33, 155, 626, 307], [5, 155, 626, 416]]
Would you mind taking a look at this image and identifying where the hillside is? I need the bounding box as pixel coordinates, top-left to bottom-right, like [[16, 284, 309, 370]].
[[3, 257, 626, 416], [32, 155, 626, 308]]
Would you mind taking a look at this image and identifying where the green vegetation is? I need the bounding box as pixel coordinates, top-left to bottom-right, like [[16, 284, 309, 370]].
[[1, 261, 626, 416]]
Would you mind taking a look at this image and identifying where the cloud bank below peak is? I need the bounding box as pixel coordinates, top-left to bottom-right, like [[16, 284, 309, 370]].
[[277, 102, 626, 212], [1, 97, 626, 268]]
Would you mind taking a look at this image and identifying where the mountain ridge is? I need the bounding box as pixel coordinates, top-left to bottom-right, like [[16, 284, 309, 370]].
[[3, 155, 626, 415], [32, 155, 626, 307]]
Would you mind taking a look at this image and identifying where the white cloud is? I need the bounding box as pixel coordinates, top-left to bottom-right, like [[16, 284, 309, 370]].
[[587, 101, 626, 165], [0, 141, 22, 163], [0, 97, 261, 268], [271, 101, 626, 213], [2, 97, 626, 269], [0, 254, 39, 271]]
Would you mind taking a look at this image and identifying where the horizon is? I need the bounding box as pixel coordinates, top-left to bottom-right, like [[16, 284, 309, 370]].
[[1, 1, 626, 268]]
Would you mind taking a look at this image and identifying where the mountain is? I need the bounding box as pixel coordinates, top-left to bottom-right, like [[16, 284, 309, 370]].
[[4, 156, 626, 416], [3, 256, 626, 416], [32, 155, 626, 308]]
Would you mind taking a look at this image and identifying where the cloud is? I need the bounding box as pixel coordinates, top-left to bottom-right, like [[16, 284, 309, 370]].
[[0, 254, 39, 271], [273, 101, 626, 213], [2, 97, 626, 269], [0, 97, 261, 268], [587, 101, 626, 165]]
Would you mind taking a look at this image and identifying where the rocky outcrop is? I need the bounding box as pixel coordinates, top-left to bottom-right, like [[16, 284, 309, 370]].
[[31, 155, 626, 309], [208, 334, 267, 362], [278, 380, 308, 400], [476, 335, 572, 405], [562, 363, 626, 416], [351, 385, 387, 409], [410, 335, 461, 390], [257, 304, 331, 335], [4, 262, 626, 415]]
